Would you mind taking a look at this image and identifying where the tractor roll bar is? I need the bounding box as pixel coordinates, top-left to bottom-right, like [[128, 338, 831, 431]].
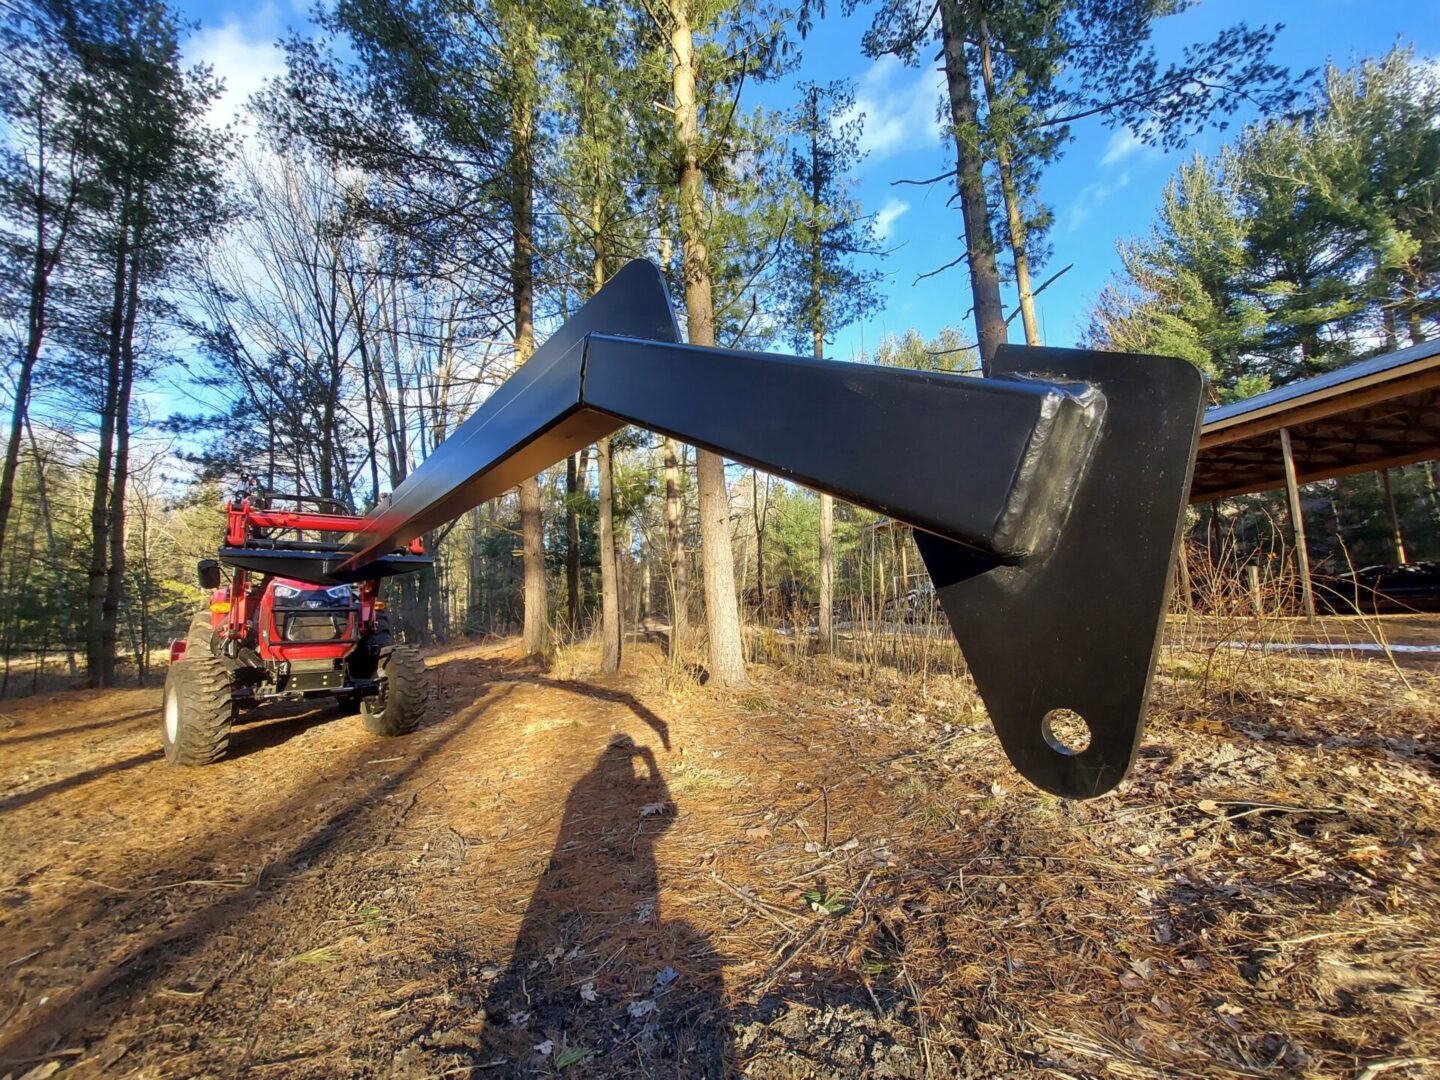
[[335, 259, 1205, 798]]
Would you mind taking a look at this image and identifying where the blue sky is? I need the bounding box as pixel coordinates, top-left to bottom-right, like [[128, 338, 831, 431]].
[[175, 0, 1440, 364]]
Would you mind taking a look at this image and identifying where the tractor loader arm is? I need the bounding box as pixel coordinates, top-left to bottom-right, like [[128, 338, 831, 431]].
[[337, 259, 1205, 798]]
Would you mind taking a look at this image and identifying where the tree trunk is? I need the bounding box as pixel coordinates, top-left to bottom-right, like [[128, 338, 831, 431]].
[[511, 16, 546, 657], [0, 98, 77, 566], [939, 0, 1008, 369], [102, 237, 142, 687], [566, 451, 581, 633], [429, 555, 449, 640], [598, 436, 621, 673], [818, 489, 834, 650], [752, 470, 768, 621], [519, 477, 547, 653], [668, 0, 748, 687], [86, 199, 128, 685], [977, 20, 1040, 347], [805, 137, 836, 653], [695, 449, 747, 684], [0, 346, 41, 565], [663, 437, 688, 652]]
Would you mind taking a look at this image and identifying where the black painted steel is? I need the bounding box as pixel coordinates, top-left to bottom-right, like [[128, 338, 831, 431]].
[[915, 345, 1204, 798], [217, 547, 433, 586], [335, 258, 1204, 798]]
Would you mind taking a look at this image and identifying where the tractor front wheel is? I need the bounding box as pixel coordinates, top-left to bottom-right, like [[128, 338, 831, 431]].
[[361, 646, 428, 737], [162, 656, 235, 765], [185, 610, 214, 654]]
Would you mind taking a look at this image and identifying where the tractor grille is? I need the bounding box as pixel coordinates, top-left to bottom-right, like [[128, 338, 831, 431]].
[[282, 613, 351, 642]]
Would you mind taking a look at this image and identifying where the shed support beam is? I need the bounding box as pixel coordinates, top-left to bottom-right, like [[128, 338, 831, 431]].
[[1279, 427, 1315, 619]]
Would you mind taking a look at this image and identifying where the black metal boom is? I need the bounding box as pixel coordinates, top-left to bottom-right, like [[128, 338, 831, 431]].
[[335, 259, 1204, 798]]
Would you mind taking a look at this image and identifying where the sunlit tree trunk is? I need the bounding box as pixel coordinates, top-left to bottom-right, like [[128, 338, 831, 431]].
[[939, 0, 1008, 368], [978, 20, 1040, 346], [598, 436, 621, 673], [667, 0, 748, 687], [566, 452, 581, 632], [509, 13, 547, 657], [663, 438, 688, 651]]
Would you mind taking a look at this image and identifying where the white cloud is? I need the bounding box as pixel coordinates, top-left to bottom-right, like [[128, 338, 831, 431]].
[[842, 56, 948, 161], [185, 7, 288, 132], [874, 198, 910, 241], [1099, 125, 1161, 168], [1065, 171, 1131, 233], [1100, 128, 1142, 166]]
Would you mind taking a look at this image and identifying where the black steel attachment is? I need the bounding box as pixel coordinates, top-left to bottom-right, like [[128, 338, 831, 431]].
[[338, 259, 1204, 798]]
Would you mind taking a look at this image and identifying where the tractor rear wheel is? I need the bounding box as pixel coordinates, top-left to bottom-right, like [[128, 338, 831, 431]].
[[185, 610, 214, 654], [361, 646, 427, 737], [162, 656, 235, 765]]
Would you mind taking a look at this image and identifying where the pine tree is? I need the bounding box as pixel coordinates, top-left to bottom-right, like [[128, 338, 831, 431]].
[[636, 0, 794, 687], [776, 79, 879, 650], [855, 0, 1298, 365]]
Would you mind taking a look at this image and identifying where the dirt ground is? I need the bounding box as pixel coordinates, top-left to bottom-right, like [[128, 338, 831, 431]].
[[1, 632, 1438, 1079]]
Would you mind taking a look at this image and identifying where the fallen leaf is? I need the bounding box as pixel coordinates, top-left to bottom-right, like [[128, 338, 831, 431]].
[[654, 966, 678, 987], [746, 826, 771, 840], [627, 999, 657, 1019], [535, 1039, 554, 1056], [579, 981, 597, 1003]]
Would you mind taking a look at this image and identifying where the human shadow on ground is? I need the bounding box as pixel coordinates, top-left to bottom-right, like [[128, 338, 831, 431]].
[[481, 731, 729, 1076]]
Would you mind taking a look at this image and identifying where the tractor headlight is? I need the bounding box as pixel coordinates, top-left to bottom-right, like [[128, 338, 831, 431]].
[[274, 584, 301, 599], [325, 584, 354, 601]]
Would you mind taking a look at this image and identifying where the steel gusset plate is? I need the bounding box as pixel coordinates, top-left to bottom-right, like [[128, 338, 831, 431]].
[[339, 259, 1204, 798], [914, 345, 1203, 797]]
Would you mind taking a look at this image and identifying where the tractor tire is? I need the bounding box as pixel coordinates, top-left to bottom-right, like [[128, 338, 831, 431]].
[[162, 656, 235, 766], [185, 610, 214, 655], [360, 646, 428, 737]]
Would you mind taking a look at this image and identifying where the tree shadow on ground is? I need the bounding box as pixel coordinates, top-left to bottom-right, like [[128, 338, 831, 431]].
[[481, 731, 729, 1076], [0, 687, 501, 1067], [0, 709, 158, 747], [0, 748, 163, 813]]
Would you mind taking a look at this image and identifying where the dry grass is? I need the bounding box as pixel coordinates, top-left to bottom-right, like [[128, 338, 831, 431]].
[[537, 614, 1440, 1078]]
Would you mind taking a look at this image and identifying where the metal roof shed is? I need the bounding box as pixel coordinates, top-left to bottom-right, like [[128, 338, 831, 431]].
[[1189, 339, 1440, 614]]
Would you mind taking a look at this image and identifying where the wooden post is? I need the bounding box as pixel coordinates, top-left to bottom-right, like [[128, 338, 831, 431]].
[[1279, 427, 1315, 619], [1380, 468, 1408, 565]]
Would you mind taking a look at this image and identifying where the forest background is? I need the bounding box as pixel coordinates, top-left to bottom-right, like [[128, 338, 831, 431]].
[[0, 0, 1437, 692]]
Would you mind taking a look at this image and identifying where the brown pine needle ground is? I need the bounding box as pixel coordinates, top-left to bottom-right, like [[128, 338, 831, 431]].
[[0, 626, 1436, 1078]]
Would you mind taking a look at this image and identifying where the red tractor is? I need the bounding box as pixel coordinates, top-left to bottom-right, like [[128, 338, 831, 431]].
[[162, 483, 433, 765]]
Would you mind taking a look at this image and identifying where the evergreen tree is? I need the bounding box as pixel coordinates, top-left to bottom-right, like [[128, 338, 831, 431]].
[[854, 0, 1298, 365], [776, 79, 880, 650], [1090, 50, 1440, 398]]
